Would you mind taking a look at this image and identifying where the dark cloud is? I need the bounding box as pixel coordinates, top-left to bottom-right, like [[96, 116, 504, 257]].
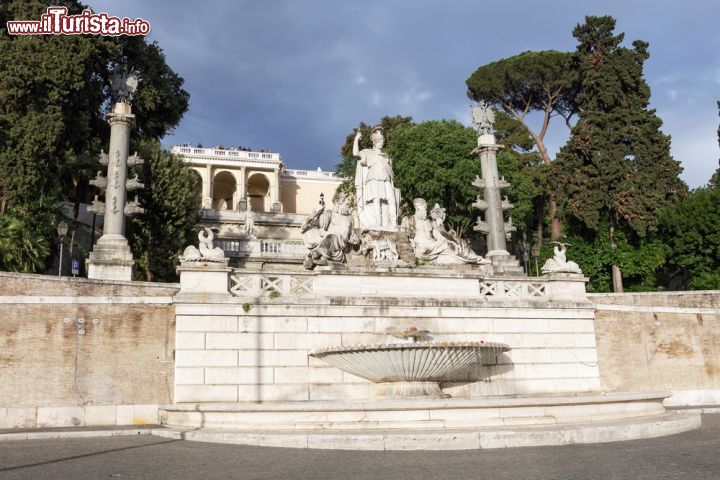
[[91, 0, 720, 187]]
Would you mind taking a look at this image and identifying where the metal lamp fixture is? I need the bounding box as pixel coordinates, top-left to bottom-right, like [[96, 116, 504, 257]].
[[57, 221, 68, 276]]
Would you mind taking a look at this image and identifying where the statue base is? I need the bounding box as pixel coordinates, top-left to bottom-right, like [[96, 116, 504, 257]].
[[87, 234, 134, 281], [485, 251, 525, 276], [350, 230, 415, 268], [177, 262, 232, 294]]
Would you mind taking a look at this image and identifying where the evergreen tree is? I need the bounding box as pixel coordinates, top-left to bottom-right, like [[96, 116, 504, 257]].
[[0, 1, 190, 275], [551, 16, 685, 292], [659, 187, 720, 290], [126, 140, 199, 282]]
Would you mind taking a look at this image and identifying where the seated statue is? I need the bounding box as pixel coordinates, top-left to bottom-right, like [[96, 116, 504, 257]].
[[541, 242, 582, 275], [408, 198, 490, 266], [301, 194, 359, 269]]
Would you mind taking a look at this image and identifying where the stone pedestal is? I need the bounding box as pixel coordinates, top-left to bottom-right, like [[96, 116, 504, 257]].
[[178, 262, 231, 294], [87, 234, 134, 281]]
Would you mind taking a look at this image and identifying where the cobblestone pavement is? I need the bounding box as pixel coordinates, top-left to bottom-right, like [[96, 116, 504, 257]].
[[0, 414, 718, 480]]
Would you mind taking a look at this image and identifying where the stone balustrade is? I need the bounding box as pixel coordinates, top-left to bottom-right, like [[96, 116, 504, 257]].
[[215, 239, 307, 259], [171, 146, 280, 163], [206, 268, 589, 303]]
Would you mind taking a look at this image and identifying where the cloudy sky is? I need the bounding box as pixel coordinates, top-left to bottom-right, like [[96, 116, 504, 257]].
[[91, 0, 720, 187]]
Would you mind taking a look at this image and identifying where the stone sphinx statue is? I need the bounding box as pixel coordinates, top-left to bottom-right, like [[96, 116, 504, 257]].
[[541, 242, 582, 275], [353, 126, 398, 231], [301, 194, 360, 269], [408, 198, 491, 269]]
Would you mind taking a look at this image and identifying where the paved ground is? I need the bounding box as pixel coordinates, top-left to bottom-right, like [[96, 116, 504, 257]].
[[0, 415, 718, 480]]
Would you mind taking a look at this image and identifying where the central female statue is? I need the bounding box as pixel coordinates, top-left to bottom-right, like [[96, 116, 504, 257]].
[[353, 126, 398, 230]]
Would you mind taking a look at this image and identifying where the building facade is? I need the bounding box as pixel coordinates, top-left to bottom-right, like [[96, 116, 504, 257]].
[[171, 145, 342, 215], [171, 145, 343, 264]]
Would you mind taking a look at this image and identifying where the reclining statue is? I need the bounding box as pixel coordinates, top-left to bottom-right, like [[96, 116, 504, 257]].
[[408, 198, 491, 267], [301, 194, 360, 269]]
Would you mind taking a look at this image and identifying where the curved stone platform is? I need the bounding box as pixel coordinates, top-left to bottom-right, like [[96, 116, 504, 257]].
[[158, 391, 701, 450]]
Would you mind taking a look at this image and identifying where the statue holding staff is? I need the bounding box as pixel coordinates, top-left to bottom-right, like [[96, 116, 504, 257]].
[[353, 126, 398, 230]]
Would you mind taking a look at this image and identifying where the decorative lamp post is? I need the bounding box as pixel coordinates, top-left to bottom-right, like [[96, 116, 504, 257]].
[[531, 244, 541, 276], [522, 244, 530, 274], [57, 221, 68, 276]]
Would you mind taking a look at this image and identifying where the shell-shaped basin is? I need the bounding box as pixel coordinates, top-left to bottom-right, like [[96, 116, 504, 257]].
[[310, 341, 510, 384]]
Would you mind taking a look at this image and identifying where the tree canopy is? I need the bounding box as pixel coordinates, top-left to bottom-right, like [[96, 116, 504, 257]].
[[550, 15, 685, 291], [335, 115, 536, 239], [0, 0, 191, 276], [126, 140, 199, 282], [658, 186, 720, 290]]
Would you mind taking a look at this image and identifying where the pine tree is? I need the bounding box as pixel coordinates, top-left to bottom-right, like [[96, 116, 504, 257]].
[[551, 16, 685, 292]]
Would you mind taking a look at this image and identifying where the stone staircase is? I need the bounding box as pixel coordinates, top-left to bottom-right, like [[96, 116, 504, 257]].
[[488, 253, 525, 276]]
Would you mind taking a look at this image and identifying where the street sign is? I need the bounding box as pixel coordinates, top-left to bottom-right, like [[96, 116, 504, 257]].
[[71, 259, 80, 276]]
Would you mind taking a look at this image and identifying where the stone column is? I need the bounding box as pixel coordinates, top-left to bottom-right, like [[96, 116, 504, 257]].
[[271, 168, 282, 212], [87, 102, 141, 281], [474, 136, 509, 256], [203, 164, 213, 209], [238, 167, 247, 199]]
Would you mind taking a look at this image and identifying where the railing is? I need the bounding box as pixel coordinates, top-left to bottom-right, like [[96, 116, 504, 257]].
[[216, 239, 307, 259], [230, 271, 314, 297], [282, 168, 339, 180], [219, 271, 575, 302], [217, 240, 244, 254], [479, 280, 547, 299], [259, 240, 306, 257], [171, 146, 281, 164]]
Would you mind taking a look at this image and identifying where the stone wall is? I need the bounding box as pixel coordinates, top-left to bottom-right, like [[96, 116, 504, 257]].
[[173, 293, 601, 403], [590, 291, 720, 406], [0, 272, 178, 428]]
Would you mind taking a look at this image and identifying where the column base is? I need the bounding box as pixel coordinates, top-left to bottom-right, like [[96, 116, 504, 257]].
[[87, 234, 135, 281]]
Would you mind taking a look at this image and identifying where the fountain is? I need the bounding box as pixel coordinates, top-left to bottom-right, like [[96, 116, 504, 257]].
[[310, 328, 509, 398], [162, 105, 700, 450]]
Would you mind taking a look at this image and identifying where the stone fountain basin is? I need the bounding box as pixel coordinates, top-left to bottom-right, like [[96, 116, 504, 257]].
[[310, 341, 509, 384]]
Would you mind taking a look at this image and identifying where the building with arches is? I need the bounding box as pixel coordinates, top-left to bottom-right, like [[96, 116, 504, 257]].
[[171, 145, 343, 263], [172, 145, 341, 215]]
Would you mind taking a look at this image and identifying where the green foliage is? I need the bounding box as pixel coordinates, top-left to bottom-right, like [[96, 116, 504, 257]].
[[336, 114, 536, 238], [496, 150, 534, 232], [269, 290, 282, 299], [126, 140, 199, 282], [658, 187, 720, 290], [0, 0, 189, 276], [0, 0, 114, 207], [466, 50, 577, 241], [384, 120, 477, 229], [552, 16, 685, 238], [113, 37, 190, 140], [564, 227, 668, 292], [466, 50, 577, 130], [242, 303, 251, 313], [550, 16, 685, 290], [0, 208, 52, 273]]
